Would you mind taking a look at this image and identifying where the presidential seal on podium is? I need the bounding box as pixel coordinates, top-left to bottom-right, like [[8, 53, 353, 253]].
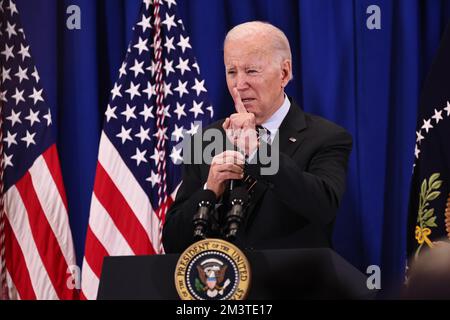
[[174, 239, 251, 300]]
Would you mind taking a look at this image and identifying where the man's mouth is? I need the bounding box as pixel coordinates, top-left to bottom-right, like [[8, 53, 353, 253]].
[[242, 98, 255, 103]]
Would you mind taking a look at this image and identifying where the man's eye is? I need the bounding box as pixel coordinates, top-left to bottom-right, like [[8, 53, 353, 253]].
[[227, 70, 236, 75], [247, 70, 257, 74]]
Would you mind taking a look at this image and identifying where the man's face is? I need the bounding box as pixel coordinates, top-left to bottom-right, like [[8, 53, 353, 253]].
[[224, 36, 288, 124]]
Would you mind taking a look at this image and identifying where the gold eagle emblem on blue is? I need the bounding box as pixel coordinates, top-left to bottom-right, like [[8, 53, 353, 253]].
[[174, 239, 251, 300]]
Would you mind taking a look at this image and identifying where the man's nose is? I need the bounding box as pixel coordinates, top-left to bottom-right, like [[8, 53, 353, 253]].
[[235, 73, 249, 90]]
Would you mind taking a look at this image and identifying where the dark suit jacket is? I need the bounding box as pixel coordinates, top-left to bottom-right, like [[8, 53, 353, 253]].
[[162, 99, 353, 253]]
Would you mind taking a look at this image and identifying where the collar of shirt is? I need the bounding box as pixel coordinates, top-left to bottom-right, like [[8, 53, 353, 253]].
[[261, 94, 291, 141], [246, 95, 291, 162]]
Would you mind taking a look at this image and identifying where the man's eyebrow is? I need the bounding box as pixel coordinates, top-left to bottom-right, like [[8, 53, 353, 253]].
[[246, 64, 262, 69]]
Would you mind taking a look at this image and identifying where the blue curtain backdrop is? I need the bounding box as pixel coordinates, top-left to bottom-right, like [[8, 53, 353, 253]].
[[13, 0, 450, 291]]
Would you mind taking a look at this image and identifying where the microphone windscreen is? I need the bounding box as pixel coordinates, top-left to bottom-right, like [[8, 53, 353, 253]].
[[198, 189, 217, 206], [230, 186, 249, 203]]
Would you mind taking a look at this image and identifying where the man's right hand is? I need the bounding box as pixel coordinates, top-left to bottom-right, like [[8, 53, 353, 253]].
[[206, 150, 245, 198]]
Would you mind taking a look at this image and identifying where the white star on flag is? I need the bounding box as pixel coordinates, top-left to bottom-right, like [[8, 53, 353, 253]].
[[18, 43, 30, 61], [186, 122, 200, 136], [130, 59, 145, 77], [31, 67, 40, 82], [111, 83, 122, 100], [105, 105, 118, 122], [29, 87, 44, 104], [162, 13, 177, 31], [445, 101, 450, 116], [174, 80, 188, 98], [165, 0, 177, 9], [146, 170, 161, 187], [174, 102, 186, 120], [0, 89, 7, 102], [119, 62, 127, 78], [143, 0, 152, 10], [2, 66, 11, 82], [192, 78, 207, 96], [116, 126, 133, 144], [164, 36, 175, 54], [164, 58, 175, 76], [14, 66, 28, 83], [171, 124, 184, 142], [43, 109, 52, 126], [21, 130, 36, 148], [137, 14, 151, 33], [416, 130, 424, 144], [163, 81, 173, 98], [142, 81, 156, 100], [421, 118, 433, 133], [170, 146, 183, 164], [1, 44, 14, 62], [12, 88, 25, 105], [131, 148, 148, 166], [432, 109, 443, 124], [133, 37, 149, 55], [6, 109, 21, 126], [146, 60, 158, 77], [126, 81, 141, 100], [140, 104, 155, 122], [7, 0, 18, 16], [189, 100, 204, 118], [150, 147, 162, 166], [121, 104, 137, 122], [414, 145, 421, 159], [192, 62, 200, 74], [176, 57, 191, 75], [135, 126, 151, 144], [6, 21, 17, 39], [4, 131, 17, 148], [177, 34, 192, 53], [3, 153, 13, 168], [25, 109, 40, 127], [153, 126, 168, 141]]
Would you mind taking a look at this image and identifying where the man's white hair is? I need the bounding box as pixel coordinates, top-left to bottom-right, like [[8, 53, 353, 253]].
[[224, 21, 293, 79]]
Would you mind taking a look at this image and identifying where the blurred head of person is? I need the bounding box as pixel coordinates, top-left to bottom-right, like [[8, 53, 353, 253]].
[[404, 240, 450, 299]]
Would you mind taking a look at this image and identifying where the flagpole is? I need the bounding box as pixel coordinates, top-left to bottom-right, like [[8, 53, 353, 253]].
[[153, 0, 168, 254]]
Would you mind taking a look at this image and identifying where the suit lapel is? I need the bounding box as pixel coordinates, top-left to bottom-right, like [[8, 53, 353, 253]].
[[244, 99, 308, 229], [277, 99, 307, 157]]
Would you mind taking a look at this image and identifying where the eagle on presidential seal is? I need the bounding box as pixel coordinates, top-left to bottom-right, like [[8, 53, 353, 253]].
[[195, 258, 230, 298]]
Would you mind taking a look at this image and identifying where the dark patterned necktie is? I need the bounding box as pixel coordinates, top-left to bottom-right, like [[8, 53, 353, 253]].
[[242, 125, 269, 195], [256, 125, 270, 143]]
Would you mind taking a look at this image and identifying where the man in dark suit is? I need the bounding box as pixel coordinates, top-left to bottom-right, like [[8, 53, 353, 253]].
[[162, 21, 352, 253]]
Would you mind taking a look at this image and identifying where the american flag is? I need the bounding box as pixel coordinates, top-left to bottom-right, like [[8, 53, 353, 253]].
[[0, 0, 77, 300], [81, 0, 214, 299]]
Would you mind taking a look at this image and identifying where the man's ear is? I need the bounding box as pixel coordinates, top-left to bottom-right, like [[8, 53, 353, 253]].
[[281, 59, 292, 87]]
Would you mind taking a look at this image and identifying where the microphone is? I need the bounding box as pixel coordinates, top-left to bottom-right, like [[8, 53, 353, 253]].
[[224, 186, 249, 241], [193, 190, 217, 241]]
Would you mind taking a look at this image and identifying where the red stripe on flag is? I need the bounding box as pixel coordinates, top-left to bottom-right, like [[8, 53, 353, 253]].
[[84, 226, 109, 278], [15, 172, 75, 300], [4, 217, 37, 300], [42, 144, 68, 211], [94, 162, 155, 255], [80, 290, 87, 300]]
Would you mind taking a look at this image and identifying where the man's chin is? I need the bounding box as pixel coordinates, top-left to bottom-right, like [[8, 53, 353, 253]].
[[243, 104, 257, 113]]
